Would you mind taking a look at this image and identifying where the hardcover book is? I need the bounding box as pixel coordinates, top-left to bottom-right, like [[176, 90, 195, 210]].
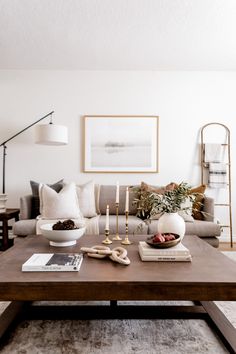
[[139, 241, 192, 262], [139, 241, 190, 256], [22, 253, 83, 272]]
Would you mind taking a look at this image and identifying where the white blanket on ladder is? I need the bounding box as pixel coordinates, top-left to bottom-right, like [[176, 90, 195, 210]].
[[204, 143, 222, 164], [208, 162, 227, 189]]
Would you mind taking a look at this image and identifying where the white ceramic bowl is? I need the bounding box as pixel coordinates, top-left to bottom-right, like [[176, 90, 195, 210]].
[[40, 223, 86, 247]]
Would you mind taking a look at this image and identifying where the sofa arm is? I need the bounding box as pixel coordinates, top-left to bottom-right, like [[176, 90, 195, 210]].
[[202, 196, 214, 221], [20, 195, 33, 220]]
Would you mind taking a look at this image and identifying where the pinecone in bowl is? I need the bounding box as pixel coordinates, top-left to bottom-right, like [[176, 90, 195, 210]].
[[52, 219, 76, 230]]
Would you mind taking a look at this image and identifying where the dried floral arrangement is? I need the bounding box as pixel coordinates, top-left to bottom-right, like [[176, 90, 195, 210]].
[[131, 182, 197, 220]]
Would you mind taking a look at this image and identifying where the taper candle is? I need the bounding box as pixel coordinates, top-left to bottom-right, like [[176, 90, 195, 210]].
[[105, 205, 109, 230], [125, 187, 129, 212], [115, 181, 119, 203]]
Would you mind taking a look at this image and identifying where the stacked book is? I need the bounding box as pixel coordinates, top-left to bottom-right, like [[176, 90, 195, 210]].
[[22, 253, 83, 272], [139, 241, 192, 262]]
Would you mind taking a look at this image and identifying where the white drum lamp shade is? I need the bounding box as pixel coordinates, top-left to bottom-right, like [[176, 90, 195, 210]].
[[35, 124, 68, 145], [0, 111, 68, 194]]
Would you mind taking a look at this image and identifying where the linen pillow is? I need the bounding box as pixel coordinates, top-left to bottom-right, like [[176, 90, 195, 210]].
[[189, 184, 206, 220], [76, 180, 97, 218], [140, 181, 178, 194], [141, 181, 165, 194], [30, 179, 64, 218], [39, 182, 82, 220]]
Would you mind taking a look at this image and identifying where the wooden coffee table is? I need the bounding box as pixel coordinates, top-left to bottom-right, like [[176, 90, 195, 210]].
[[0, 234, 236, 352]]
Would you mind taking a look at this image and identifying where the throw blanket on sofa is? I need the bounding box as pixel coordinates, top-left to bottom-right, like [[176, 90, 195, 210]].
[[84, 215, 100, 235], [36, 215, 100, 235]]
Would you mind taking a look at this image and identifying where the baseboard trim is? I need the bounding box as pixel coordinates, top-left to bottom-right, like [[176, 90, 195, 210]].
[[219, 235, 236, 243]]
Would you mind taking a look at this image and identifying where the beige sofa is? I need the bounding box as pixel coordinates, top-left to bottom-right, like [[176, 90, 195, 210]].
[[13, 184, 221, 247]]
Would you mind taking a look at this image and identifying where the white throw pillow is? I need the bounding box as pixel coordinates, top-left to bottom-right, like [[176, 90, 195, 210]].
[[39, 182, 83, 219], [76, 180, 97, 218]]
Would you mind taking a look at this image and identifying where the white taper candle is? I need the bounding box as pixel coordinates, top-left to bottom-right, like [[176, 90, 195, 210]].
[[105, 205, 109, 230], [116, 181, 119, 203], [125, 187, 129, 212]]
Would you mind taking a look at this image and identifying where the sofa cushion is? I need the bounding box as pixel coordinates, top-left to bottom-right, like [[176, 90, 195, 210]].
[[13, 219, 36, 236], [30, 179, 64, 218], [76, 180, 97, 218], [185, 219, 221, 237], [99, 215, 148, 235], [39, 182, 83, 220], [99, 185, 137, 215]]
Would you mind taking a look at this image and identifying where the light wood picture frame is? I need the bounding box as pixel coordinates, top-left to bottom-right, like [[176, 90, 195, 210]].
[[83, 115, 159, 173]]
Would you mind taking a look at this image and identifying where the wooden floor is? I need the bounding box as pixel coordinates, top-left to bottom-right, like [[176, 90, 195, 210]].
[[219, 242, 236, 251]]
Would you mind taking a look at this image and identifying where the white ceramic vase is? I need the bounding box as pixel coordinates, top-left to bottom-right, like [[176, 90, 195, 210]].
[[158, 212, 186, 240]]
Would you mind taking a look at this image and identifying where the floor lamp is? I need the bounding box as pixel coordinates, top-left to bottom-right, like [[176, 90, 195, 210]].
[[0, 111, 68, 194]]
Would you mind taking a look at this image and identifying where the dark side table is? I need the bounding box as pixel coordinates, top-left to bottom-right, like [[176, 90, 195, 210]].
[[0, 208, 20, 251]]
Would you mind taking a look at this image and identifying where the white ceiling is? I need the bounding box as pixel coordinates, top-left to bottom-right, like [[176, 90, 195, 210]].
[[1, 0, 236, 70]]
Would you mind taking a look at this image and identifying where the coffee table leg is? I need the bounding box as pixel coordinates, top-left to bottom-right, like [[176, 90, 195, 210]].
[[0, 301, 26, 338], [201, 301, 236, 353]]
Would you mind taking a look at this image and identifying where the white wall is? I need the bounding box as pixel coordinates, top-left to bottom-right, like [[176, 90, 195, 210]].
[[0, 70, 235, 240]]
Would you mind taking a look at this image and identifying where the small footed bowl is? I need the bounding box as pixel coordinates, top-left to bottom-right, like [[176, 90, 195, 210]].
[[146, 234, 181, 248], [40, 224, 86, 247]]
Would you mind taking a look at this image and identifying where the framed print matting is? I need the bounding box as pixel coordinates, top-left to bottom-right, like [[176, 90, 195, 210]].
[[83, 115, 159, 172]]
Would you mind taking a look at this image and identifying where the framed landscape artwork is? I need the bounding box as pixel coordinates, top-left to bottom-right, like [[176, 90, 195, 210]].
[[83, 115, 159, 172]]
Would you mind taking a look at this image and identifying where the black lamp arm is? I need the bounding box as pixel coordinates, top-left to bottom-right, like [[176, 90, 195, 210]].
[[0, 110, 54, 194], [0, 111, 54, 147]]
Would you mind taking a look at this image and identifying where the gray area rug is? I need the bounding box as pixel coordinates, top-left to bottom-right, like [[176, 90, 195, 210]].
[[0, 251, 235, 353], [0, 302, 231, 354], [0, 316, 229, 354]]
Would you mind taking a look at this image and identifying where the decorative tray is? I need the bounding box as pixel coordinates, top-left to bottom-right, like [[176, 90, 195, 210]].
[[146, 234, 180, 248]]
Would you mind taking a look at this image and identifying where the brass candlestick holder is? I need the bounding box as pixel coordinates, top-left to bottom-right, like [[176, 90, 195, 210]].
[[102, 229, 112, 244], [121, 211, 132, 245], [113, 203, 122, 241]]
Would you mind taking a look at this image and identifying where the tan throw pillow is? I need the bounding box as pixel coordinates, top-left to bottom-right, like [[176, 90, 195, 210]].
[[140, 181, 178, 194], [140, 181, 165, 194], [76, 180, 97, 218], [190, 184, 206, 220], [39, 182, 82, 220], [165, 182, 179, 191]]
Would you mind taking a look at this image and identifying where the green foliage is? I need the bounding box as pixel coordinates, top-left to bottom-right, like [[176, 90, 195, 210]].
[[132, 182, 196, 219]]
